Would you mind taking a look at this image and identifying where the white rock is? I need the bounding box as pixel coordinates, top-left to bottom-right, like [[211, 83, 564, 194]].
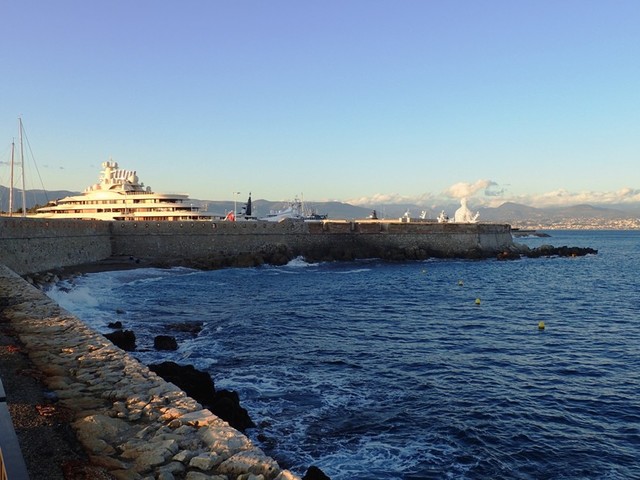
[[179, 409, 219, 426], [189, 453, 221, 471], [217, 450, 280, 478], [274, 470, 302, 480], [237, 474, 265, 480]]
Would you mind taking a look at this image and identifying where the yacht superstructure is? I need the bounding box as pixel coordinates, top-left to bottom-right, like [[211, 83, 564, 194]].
[[33, 161, 215, 221]]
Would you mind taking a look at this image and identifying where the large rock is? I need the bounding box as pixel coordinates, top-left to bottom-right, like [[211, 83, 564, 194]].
[[149, 362, 255, 432], [526, 245, 598, 258], [302, 466, 331, 480], [511, 245, 598, 259], [104, 329, 136, 351], [154, 335, 178, 351]]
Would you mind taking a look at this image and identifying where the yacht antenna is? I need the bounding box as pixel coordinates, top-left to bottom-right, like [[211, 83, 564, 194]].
[[9, 139, 15, 216], [19, 118, 27, 216]]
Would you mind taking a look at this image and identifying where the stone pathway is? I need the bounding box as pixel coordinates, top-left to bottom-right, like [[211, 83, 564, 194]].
[[0, 265, 300, 480]]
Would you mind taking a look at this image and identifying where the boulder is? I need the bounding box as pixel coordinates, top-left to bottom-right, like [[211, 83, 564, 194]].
[[104, 330, 136, 351], [497, 250, 521, 260], [154, 335, 178, 351], [148, 361, 255, 432], [211, 389, 255, 432], [302, 466, 331, 480], [166, 322, 203, 336]]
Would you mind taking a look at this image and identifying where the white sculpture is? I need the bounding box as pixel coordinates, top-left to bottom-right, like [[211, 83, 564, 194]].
[[453, 198, 479, 223]]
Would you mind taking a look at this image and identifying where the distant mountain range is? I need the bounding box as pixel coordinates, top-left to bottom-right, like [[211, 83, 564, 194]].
[[0, 186, 77, 213], [2, 186, 639, 228], [475, 202, 640, 228]]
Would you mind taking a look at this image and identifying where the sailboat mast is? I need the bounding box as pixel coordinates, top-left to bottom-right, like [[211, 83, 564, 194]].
[[19, 117, 26, 217], [9, 139, 15, 217]]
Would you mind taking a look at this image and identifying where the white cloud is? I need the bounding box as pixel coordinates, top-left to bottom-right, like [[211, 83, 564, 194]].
[[348, 192, 436, 206], [444, 180, 499, 199], [346, 181, 640, 210], [520, 188, 640, 207]]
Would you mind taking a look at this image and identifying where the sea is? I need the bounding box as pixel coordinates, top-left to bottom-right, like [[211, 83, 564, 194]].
[[45, 230, 640, 480]]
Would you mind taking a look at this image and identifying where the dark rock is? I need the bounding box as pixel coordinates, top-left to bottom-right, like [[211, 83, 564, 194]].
[[303, 466, 332, 480], [148, 361, 255, 432], [497, 250, 521, 260], [149, 361, 216, 405], [107, 321, 123, 329], [104, 330, 136, 351], [525, 245, 598, 258], [211, 389, 255, 432], [153, 335, 178, 351], [166, 322, 203, 336]]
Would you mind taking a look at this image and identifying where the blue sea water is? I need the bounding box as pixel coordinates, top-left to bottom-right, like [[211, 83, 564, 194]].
[[47, 230, 640, 479]]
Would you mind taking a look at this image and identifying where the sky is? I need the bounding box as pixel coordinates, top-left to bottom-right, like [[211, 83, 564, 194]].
[[1, 0, 639, 210]]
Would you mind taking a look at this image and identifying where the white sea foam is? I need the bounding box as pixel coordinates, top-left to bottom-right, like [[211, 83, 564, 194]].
[[286, 256, 319, 268], [330, 268, 372, 275]]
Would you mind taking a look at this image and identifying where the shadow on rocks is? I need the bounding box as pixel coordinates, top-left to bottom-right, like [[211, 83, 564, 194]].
[[303, 465, 331, 480], [148, 361, 255, 432]]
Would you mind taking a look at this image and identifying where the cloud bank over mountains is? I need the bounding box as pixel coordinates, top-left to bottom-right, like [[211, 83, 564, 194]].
[[348, 180, 640, 209]]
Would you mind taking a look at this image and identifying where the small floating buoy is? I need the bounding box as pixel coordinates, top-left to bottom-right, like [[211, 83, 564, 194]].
[[538, 321, 545, 330], [475, 298, 481, 305], [458, 280, 464, 286]]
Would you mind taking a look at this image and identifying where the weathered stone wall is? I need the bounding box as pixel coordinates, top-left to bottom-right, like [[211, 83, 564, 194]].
[[0, 217, 112, 275], [1, 217, 514, 275], [109, 219, 309, 261], [110, 220, 514, 264]]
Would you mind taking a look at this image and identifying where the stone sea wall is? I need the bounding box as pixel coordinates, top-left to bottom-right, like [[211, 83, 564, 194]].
[[0, 217, 514, 274], [110, 219, 514, 268], [0, 217, 112, 275], [0, 264, 300, 480]]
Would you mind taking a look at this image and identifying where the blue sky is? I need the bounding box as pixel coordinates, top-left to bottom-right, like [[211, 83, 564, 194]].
[[1, 1, 639, 209]]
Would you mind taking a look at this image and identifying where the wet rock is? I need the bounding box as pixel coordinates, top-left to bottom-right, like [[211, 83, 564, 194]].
[[497, 250, 521, 260], [154, 335, 178, 351], [107, 321, 123, 329], [525, 245, 598, 258], [211, 390, 255, 432], [302, 466, 331, 480], [104, 329, 136, 351], [149, 361, 255, 432], [166, 322, 203, 336]]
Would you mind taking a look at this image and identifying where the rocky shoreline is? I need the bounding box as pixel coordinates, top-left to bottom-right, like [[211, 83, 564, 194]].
[[5, 244, 597, 479], [0, 264, 305, 480], [24, 239, 599, 288]]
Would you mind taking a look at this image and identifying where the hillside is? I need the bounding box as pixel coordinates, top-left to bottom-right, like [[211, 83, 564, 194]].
[[0, 186, 78, 213], [2, 186, 639, 228]]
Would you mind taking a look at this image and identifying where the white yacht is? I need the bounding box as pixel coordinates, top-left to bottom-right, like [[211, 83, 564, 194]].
[[258, 196, 328, 222], [33, 160, 216, 221]]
